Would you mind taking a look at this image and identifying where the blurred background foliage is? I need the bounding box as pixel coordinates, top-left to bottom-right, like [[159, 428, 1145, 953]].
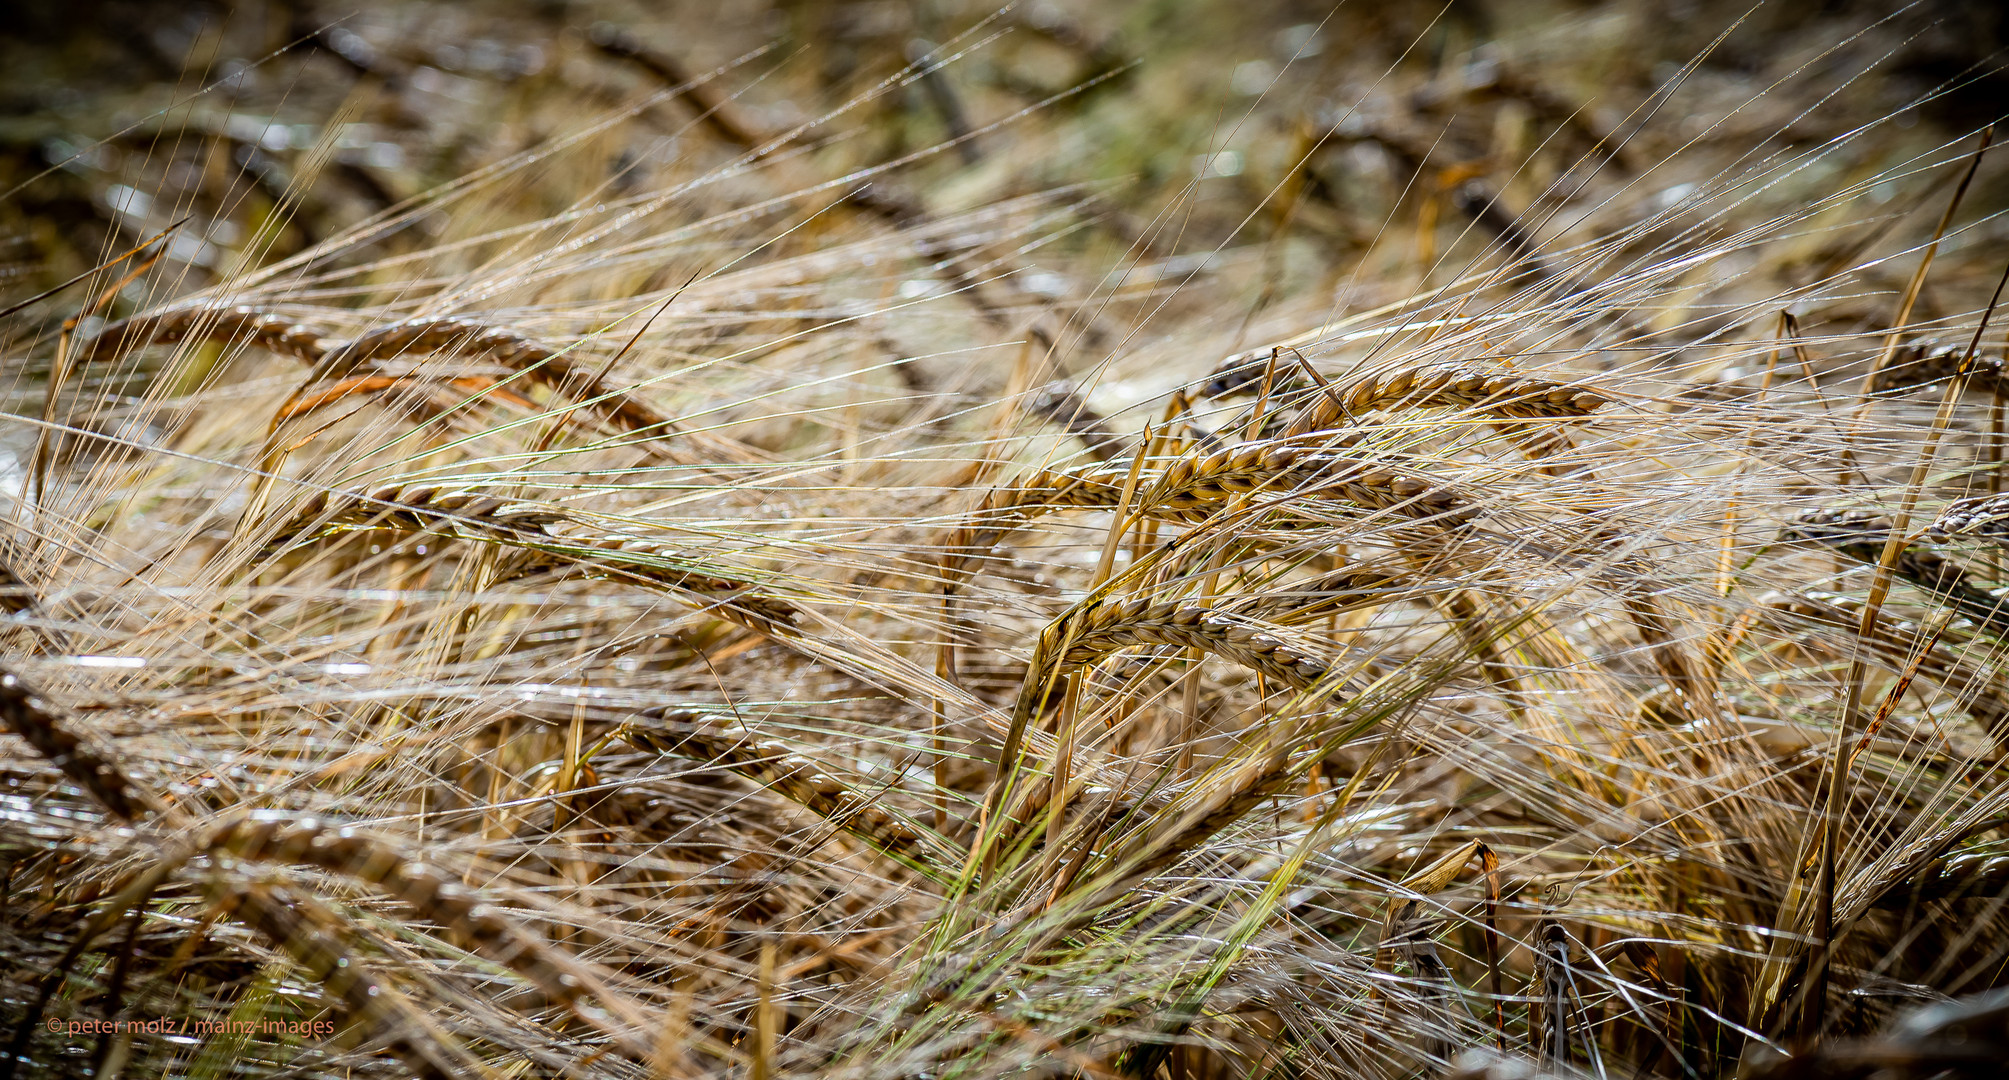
[[5, 0, 2007, 368]]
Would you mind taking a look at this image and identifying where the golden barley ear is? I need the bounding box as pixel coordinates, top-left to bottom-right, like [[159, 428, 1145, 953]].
[[297, 316, 675, 435], [620, 706, 955, 874], [0, 670, 148, 822], [258, 483, 803, 631], [210, 878, 482, 1080], [1050, 599, 1345, 700], [200, 814, 657, 1057], [76, 304, 336, 368]]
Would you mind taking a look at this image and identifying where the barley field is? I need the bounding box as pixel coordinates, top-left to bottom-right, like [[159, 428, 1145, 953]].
[[2, 1, 2008, 1077]]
